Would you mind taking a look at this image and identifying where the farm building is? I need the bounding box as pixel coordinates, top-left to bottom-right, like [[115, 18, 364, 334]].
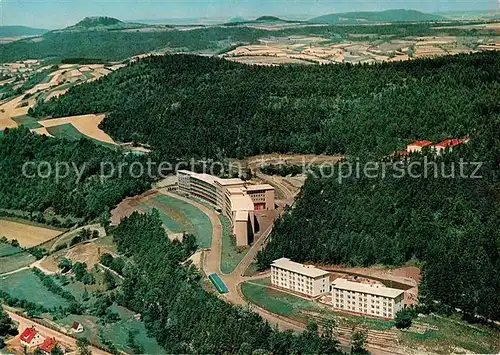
[[71, 321, 84, 333], [38, 337, 61, 355]]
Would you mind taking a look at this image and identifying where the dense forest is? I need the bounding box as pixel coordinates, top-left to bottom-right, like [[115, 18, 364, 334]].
[[0, 22, 495, 63], [257, 106, 500, 321], [113, 211, 343, 354], [0, 128, 153, 221], [33, 52, 500, 158]]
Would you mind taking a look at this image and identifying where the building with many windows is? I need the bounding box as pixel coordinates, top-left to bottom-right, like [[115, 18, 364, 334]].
[[177, 170, 275, 246], [270, 258, 330, 297], [331, 278, 404, 320]]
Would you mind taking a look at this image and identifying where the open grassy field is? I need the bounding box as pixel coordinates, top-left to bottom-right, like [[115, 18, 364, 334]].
[[11, 115, 42, 129], [0, 269, 69, 308], [143, 194, 212, 248], [0, 242, 23, 257], [0, 252, 36, 274], [0, 219, 62, 247], [400, 314, 500, 354], [220, 215, 250, 274]]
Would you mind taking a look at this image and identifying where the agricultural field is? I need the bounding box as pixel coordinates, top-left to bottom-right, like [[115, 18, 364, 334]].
[[11, 114, 42, 129], [0, 218, 63, 247], [220, 215, 250, 274], [221, 33, 500, 66], [0, 269, 69, 308], [0, 242, 23, 257], [0, 252, 36, 274]]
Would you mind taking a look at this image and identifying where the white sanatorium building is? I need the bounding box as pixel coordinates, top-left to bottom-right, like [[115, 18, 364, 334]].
[[177, 170, 275, 246], [271, 258, 330, 297], [331, 278, 404, 320]]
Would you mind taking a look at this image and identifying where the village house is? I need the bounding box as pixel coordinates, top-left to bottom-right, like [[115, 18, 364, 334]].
[[19, 327, 44, 348]]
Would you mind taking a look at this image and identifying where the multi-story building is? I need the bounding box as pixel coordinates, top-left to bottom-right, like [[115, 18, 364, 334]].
[[177, 170, 275, 246], [271, 258, 330, 297], [245, 184, 275, 210], [331, 278, 404, 320]]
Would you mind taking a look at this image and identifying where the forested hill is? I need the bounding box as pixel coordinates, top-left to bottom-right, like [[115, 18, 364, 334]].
[[257, 110, 500, 321], [33, 52, 500, 158]]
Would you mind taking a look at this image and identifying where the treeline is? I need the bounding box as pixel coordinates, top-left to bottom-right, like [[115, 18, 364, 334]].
[[0, 128, 154, 222], [32, 52, 500, 158], [257, 109, 500, 321], [112, 210, 342, 354]]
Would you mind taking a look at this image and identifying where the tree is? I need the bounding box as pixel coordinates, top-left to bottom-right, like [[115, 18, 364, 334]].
[[76, 337, 92, 355], [103, 270, 117, 291], [58, 258, 73, 273], [51, 344, 64, 355], [395, 308, 413, 329], [351, 330, 369, 355]]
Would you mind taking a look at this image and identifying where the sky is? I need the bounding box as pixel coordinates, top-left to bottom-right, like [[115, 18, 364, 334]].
[[0, 0, 497, 29]]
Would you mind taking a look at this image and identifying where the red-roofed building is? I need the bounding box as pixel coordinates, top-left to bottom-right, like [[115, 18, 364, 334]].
[[406, 140, 433, 153], [71, 321, 84, 333], [38, 337, 58, 355], [433, 138, 465, 154], [19, 327, 44, 348]]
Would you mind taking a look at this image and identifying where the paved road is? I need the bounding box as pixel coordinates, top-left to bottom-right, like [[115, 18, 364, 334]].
[[163, 177, 405, 355], [6, 310, 111, 355]]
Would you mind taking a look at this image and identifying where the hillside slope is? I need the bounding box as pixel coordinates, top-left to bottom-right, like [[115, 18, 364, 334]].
[[0, 25, 47, 37], [309, 9, 443, 24]]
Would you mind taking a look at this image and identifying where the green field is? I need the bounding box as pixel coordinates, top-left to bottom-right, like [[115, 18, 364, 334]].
[[0, 252, 36, 274], [400, 314, 500, 354], [45, 123, 117, 150], [0, 269, 69, 308], [144, 195, 212, 248], [0, 242, 23, 257], [11, 115, 43, 129], [58, 305, 164, 354], [220, 215, 250, 274]]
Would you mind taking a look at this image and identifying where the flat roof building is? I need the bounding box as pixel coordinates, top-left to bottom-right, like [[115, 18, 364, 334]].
[[271, 258, 330, 298], [331, 278, 404, 320], [177, 170, 275, 246]]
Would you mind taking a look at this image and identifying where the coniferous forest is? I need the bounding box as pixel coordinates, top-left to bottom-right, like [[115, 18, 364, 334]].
[[33, 52, 499, 158], [5, 50, 500, 343]]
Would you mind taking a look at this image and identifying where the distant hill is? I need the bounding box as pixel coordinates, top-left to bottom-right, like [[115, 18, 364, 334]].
[[309, 9, 443, 24], [75, 16, 123, 28], [255, 16, 284, 22], [0, 26, 47, 37]]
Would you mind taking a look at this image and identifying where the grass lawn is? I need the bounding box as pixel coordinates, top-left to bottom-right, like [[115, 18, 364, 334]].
[[11, 115, 43, 129], [147, 195, 212, 248], [0, 269, 69, 308], [0, 252, 36, 274], [0, 242, 23, 257], [400, 314, 500, 354], [241, 277, 395, 331], [219, 215, 250, 274]]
